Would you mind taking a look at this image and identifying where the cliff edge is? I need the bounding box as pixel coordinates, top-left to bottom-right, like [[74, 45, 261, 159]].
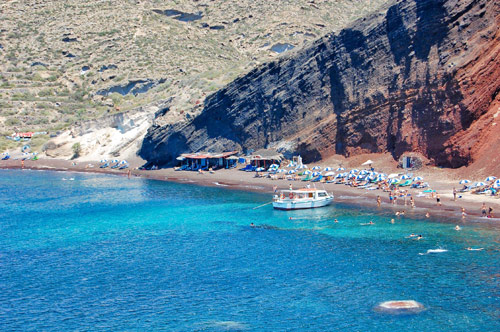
[[140, 0, 500, 168]]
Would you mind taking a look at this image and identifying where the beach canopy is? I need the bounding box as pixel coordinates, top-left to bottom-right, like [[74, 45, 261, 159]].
[[303, 170, 312, 175], [359, 170, 369, 175], [349, 169, 359, 174], [296, 165, 308, 169], [269, 164, 279, 169], [485, 176, 497, 182], [312, 166, 321, 171], [286, 162, 296, 168], [413, 176, 423, 181], [119, 160, 128, 165], [495, 179, 500, 184], [459, 179, 470, 184], [324, 167, 333, 171], [475, 182, 486, 187], [111, 159, 119, 163], [312, 171, 321, 177], [325, 171, 335, 176], [100, 159, 107, 163], [389, 178, 399, 184], [336, 167, 345, 171], [362, 160, 374, 166], [401, 174, 411, 180], [287, 170, 296, 174]]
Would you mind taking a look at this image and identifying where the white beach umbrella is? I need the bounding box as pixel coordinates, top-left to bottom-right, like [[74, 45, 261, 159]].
[[459, 179, 470, 184], [335, 174, 343, 178], [362, 160, 374, 166], [255, 167, 265, 172], [269, 164, 279, 169], [303, 170, 312, 175], [324, 167, 333, 171], [401, 174, 411, 180], [495, 179, 500, 185], [485, 176, 497, 182], [100, 159, 107, 163], [277, 169, 286, 173], [111, 159, 119, 164], [119, 160, 128, 165], [359, 170, 369, 175], [336, 167, 345, 172], [388, 173, 399, 179], [389, 178, 399, 184], [312, 171, 321, 177], [296, 165, 308, 170], [312, 166, 321, 171], [325, 171, 335, 176], [287, 170, 296, 175], [286, 162, 295, 168], [349, 169, 359, 174], [413, 176, 423, 181], [475, 182, 486, 187]]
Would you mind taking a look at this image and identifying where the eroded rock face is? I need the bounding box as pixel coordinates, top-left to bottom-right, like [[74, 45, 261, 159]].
[[140, 0, 500, 167]]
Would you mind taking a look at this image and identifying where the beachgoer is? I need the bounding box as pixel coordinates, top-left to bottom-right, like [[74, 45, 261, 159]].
[[289, 184, 293, 190], [21, 160, 24, 169], [416, 235, 423, 240], [453, 187, 457, 201], [436, 193, 441, 206], [481, 203, 487, 217], [401, 210, 405, 216], [334, 219, 338, 223], [127, 170, 131, 179], [455, 225, 461, 231], [390, 218, 395, 224], [410, 196, 415, 208], [461, 207, 466, 219], [389, 192, 393, 204], [250, 223, 255, 227], [273, 185, 277, 193], [369, 221, 374, 225], [425, 212, 430, 218], [377, 196, 381, 207], [395, 211, 400, 217], [488, 206, 493, 218]]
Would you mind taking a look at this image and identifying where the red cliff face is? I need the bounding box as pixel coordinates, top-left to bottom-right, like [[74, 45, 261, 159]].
[[140, 0, 500, 168]]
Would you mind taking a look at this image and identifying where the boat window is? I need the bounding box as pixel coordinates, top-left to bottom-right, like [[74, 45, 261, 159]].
[[308, 193, 313, 198], [318, 192, 327, 197]]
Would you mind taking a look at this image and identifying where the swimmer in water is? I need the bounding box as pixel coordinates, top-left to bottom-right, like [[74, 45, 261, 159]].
[[455, 225, 461, 231], [334, 219, 338, 223], [390, 218, 395, 224], [369, 221, 374, 225], [395, 211, 400, 216], [466, 247, 484, 251], [407, 233, 416, 238], [250, 223, 255, 227], [425, 212, 430, 218], [416, 235, 423, 240]]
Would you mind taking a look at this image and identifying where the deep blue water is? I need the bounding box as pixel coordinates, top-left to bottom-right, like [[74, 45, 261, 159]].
[[0, 169, 499, 331]]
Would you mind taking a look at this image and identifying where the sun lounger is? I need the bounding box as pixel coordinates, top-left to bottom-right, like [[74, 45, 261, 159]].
[[100, 163, 109, 168], [311, 175, 323, 182], [301, 174, 312, 181], [398, 180, 412, 187], [240, 164, 253, 171], [1, 155, 10, 160]]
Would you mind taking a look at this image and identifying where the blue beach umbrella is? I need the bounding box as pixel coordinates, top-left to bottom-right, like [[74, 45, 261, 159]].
[[325, 171, 335, 177], [475, 182, 486, 187], [312, 166, 321, 171], [303, 170, 312, 175], [413, 176, 423, 181], [389, 178, 399, 184], [335, 174, 343, 178], [287, 170, 296, 175], [485, 176, 497, 182], [459, 179, 470, 184], [359, 170, 369, 175], [296, 165, 308, 170], [119, 160, 128, 164], [349, 169, 359, 174], [336, 167, 345, 172], [324, 167, 333, 171], [269, 164, 279, 169], [401, 174, 411, 180], [100, 159, 107, 163], [286, 162, 295, 168], [111, 159, 119, 164], [312, 171, 321, 177]]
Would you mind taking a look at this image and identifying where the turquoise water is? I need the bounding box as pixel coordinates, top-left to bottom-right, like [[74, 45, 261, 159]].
[[0, 169, 499, 331]]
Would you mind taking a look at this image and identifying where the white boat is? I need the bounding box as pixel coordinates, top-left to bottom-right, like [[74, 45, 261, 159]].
[[273, 188, 334, 210]]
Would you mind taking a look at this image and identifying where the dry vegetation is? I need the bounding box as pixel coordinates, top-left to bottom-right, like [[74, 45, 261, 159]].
[[0, 0, 389, 151]]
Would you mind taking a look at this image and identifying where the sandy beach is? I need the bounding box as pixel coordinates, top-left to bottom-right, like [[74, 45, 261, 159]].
[[2, 155, 500, 225]]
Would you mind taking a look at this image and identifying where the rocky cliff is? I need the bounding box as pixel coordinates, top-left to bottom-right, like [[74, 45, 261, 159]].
[[140, 0, 500, 168]]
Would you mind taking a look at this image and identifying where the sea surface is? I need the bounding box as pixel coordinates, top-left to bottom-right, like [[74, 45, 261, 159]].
[[1, 169, 499, 331]]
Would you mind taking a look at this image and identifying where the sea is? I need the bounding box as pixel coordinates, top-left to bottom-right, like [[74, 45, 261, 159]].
[[1, 169, 499, 331]]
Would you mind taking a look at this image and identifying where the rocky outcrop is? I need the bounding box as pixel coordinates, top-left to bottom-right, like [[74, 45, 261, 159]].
[[140, 0, 500, 167]]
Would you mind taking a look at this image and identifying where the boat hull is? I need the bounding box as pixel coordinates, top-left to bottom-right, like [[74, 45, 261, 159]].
[[273, 197, 334, 210]]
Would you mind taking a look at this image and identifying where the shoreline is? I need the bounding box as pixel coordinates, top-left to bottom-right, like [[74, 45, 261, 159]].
[[2, 158, 500, 226]]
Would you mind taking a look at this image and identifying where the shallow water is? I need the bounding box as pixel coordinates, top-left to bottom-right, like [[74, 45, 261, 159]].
[[1, 170, 499, 331]]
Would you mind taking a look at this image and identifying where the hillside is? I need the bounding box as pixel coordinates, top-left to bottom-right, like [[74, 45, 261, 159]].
[[141, 0, 500, 169], [0, 0, 389, 156]]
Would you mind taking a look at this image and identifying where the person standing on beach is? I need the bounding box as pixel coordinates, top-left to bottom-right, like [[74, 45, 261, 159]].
[[21, 160, 24, 169], [461, 207, 467, 219], [481, 203, 487, 217], [273, 185, 277, 193], [436, 193, 441, 206], [488, 206, 493, 218], [453, 187, 457, 201], [377, 196, 381, 207], [410, 196, 415, 208], [127, 169, 131, 179], [289, 184, 293, 190]]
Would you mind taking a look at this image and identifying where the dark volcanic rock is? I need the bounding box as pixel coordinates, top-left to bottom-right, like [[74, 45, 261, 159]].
[[96, 78, 166, 97], [141, 0, 500, 167], [153, 9, 203, 22]]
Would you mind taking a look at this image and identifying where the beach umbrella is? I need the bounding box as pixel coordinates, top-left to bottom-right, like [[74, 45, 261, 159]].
[[335, 174, 343, 178], [325, 171, 335, 177], [495, 179, 500, 185], [277, 169, 286, 173], [362, 160, 374, 166], [475, 182, 486, 187], [312, 166, 321, 171], [111, 159, 119, 164], [303, 170, 312, 175], [349, 169, 359, 174], [287, 170, 296, 175], [459, 179, 470, 184], [413, 176, 423, 181], [100, 159, 107, 163], [269, 164, 279, 169], [312, 171, 321, 177], [286, 162, 295, 168], [324, 167, 333, 171], [296, 165, 308, 170], [401, 174, 411, 180], [356, 175, 365, 180], [359, 170, 369, 175], [388, 173, 399, 179], [485, 176, 497, 182], [255, 167, 265, 172], [389, 178, 399, 184], [336, 167, 345, 172], [119, 160, 128, 165]]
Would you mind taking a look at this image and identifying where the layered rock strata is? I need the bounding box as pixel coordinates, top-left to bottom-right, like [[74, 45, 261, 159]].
[[141, 0, 500, 167]]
